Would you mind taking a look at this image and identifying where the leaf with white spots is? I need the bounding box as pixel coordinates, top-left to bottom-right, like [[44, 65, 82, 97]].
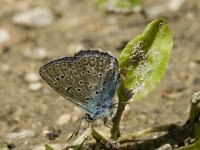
[[118, 18, 173, 102]]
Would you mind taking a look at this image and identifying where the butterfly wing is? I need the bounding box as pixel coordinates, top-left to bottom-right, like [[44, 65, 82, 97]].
[[39, 50, 120, 117], [39, 56, 90, 110], [71, 50, 120, 116]]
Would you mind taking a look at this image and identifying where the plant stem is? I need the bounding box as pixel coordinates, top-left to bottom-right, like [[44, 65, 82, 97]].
[[111, 100, 126, 140], [189, 91, 200, 124]]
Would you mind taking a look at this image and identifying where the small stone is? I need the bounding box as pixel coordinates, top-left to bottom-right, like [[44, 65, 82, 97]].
[[6, 130, 35, 140], [1, 64, 11, 73], [189, 61, 196, 69], [24, 47, 47, 60], [34, 48, 47, 59], [56, 114, 71, 126], [167, 0, 186, 12], [29, 82, 42, 91], [0, 28, 10, 44], [12, 7, 55, 27], [146, 5, 168, 18], [24, 72, 40, 83]]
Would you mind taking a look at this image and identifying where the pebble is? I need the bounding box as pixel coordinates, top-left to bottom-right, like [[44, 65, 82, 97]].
[[189, 61, 196, 69], [29, 82, 42, 91], [167, 0, 186, 12], [24, 47, 47, 60], [33, 144, 61, 150], [56, 114, 71, 126], [24, 72, 40, 83], [6, 130, 35, 140], [1, 64, 11, 73], [0, 28, 10, 44], [147, 0, 185, 18], [146, 5, 168, 18], [12, 7, 55, 27]]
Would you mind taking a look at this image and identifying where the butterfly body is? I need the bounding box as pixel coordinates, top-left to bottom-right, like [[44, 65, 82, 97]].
[[39, 50, 120, 121]]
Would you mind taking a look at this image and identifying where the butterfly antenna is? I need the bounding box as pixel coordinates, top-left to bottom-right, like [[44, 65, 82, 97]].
[[68, 115, 85, 140]]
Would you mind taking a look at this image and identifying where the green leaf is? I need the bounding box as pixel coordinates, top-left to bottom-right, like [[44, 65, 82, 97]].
[[45, 144, 54, 150], [118, 18, 173, 102], [96, 0, 142, 13]]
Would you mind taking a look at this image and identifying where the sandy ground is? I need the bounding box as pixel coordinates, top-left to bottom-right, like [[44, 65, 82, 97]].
[[0, 0, 200, 149]]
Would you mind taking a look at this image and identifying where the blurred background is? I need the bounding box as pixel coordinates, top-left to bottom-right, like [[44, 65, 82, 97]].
[[0, 0, 199, 149]]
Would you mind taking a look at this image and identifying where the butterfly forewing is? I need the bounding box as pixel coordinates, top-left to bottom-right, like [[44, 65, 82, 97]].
[[39, 58, 86, 108]]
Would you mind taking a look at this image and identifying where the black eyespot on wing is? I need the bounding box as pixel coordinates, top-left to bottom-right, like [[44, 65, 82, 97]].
[[79, 81, 84, 85], [65, 87, 72, 91]]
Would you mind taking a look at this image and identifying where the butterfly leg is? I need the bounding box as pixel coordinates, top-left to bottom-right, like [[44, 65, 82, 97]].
[[102, 117, 112, 129], [68, 114, 86, 140]]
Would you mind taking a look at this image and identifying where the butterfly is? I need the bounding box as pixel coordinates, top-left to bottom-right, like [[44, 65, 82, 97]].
[[39, 50, 120, 123]]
